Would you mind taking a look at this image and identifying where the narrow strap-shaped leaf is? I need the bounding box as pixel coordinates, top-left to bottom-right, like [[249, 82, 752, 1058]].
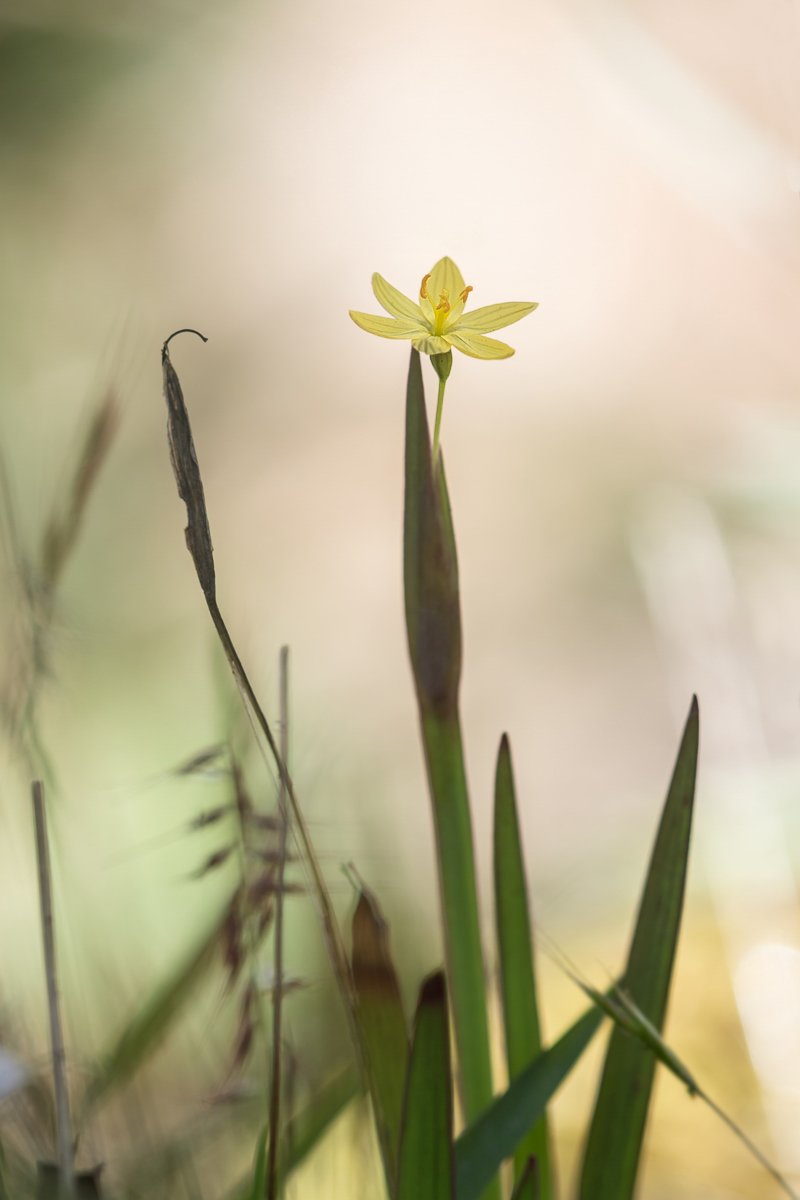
[[403, 347, 461, 718], [510, 1157, 540, 1200], [397, 972, 455, 1200], [279, 1066, 359, 1182], [248, 1125, 268, 1200], [578, 696, 699, 1199], [493, 734, 551, 1195], [227, 1068, 360, 1199], [351, 885, 409, 1193], [455, 1003, 604, 1200]]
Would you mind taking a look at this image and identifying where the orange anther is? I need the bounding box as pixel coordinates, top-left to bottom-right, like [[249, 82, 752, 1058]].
[[420, 273, 431, 300], [460, 285, 473, 305], [436, 289, 451, 313]]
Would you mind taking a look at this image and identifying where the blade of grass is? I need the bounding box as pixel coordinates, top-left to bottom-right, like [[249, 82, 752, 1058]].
[[41, 391, 118, 593], [396, 972, 455, 1200], [577, 695, 699, 1200], [493, 734, 551, 1195], [509, 1157, 539, 1200], [226, 1067, 360, 1200], [583, 976, 799, 1199], [249, 1125, 268, 1200], [564, 963, 799, 1199], [350, 880, 409, 1194], [403, 349, 495, 1176], [79, 894, 234, 1117], [454, 1002, 603, 1200], [278, 1066, 360, 1184], [32, 781, 74, 1199], [161, 333, 359, 1061], [3, 390, 118, 780], [266, 645, 290, 1200]]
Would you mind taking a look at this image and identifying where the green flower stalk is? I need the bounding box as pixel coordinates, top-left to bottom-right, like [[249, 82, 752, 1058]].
[[402, 348, 493, 1164], [351, 259, 537, 1199], [430, 350, 452, 464]]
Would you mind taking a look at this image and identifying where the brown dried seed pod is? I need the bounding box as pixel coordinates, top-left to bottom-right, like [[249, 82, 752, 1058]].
[[191, 845, 235, 879], [188, 806, 231, 831], [231, 760, 253, 823], [244, 812, 282, 832], [221, 893, 244, 989]]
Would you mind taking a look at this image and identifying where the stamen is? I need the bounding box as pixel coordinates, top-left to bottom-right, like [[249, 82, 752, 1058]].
[[436, 289, 451, 313], [420, 273, 431, 300], [460, 285, 473, 306]]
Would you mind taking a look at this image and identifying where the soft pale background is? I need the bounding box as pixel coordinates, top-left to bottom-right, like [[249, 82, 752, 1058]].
[[3, 0, 800, 1194]]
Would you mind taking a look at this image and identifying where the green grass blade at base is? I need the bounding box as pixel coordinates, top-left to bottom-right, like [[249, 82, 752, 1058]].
[[455, 1003, 604, 1200], [420, 709, 495, 1131], [510, 1157, 540, 1200], [278, 1066, 360, 1182], [227, 1068, 360, 1200], [351, 885, 409, 1194], [248, 1125, 268, 1200], [578, 695, 699, 1200], [397, 972, 455, 1200], [493, 734, 552, 1196]]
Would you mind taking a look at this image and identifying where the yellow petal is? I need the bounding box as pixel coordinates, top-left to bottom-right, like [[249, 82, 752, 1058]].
[[426, 257, 466, 307], [372, 273, 427, 324], [419, 288, 435, 323], [349, 311, 421, 339], [455, 301, 538, 334], [412, 333, 452, 355], [446, 330, 515, 359]]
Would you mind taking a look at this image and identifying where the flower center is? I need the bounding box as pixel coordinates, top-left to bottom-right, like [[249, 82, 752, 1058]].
[[420, 275, 474, 335]]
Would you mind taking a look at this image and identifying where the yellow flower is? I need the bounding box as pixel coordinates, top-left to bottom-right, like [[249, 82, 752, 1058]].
[[349, 256, 537, 360]]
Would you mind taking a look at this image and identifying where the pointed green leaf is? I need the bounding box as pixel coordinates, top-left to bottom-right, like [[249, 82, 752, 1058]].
[[351, 885, 409, 1192], [510, 1157, 540, 1200], [493, 734, 552, 1196], [397, 972, 455, 1200], [403, 347, 461, 719], [227, 1068, 360, 1199], [455, 1003, 603, 1200], [578, 696, 700, 1199], [279, 1066, 359, 1181], [248, 1124, 269, 1200]]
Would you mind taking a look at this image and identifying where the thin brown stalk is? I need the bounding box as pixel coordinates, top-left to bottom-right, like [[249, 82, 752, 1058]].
[[31, 781, 74, 1198], [208, 603, 355, 1002], [267, 646, 290, 1200], [161, 335, 360, 1075]]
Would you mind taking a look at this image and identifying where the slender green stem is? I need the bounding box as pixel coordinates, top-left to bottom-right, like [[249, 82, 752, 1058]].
[[431, 377, 447, 464], [419, 711, 499, 1200]]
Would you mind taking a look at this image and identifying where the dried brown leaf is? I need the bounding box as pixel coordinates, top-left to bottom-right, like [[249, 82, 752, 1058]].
[[161, 330, 215, 603]]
